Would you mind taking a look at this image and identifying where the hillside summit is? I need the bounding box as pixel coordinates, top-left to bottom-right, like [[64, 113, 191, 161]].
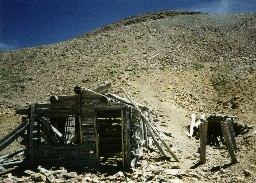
[[0, 11, 255, 182]]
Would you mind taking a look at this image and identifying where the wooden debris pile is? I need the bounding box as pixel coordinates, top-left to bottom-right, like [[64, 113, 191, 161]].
[[0, 82, 178, 170]]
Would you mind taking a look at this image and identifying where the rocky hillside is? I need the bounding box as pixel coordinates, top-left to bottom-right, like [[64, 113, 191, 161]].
[[0, 11, 255, 182]]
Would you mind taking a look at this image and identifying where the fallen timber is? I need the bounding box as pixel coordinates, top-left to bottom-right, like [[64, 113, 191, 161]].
[[1, 83, 178, 169]]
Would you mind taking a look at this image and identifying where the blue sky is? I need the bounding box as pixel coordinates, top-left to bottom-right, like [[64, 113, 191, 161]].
[[0, 0, 256, 51]]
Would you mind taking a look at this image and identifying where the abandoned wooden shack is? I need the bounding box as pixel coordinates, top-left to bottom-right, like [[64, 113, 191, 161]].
[[0, 84, 177, 169]]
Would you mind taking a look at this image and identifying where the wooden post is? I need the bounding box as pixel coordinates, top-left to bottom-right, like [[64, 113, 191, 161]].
[[94, 109, 99, 168], [125, 107, 131, 168], [37, 119, 41, 144], [29, 104, 35, 165], [199, 118, 208, 164], [221, 121, 237, 163], [121, 110, 125, 168], [142, 111, 149, 148], [78, 94, 83, 143], [227, 118, 237, 151]]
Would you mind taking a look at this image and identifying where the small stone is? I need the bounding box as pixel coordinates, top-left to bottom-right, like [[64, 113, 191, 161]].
[[116, 171, 124, 177], [164, 169, 185, 176], [141, 160, 148, 168], [24, 170, 35, 175], [219, 168, 226, 174], [64, 172, 78, 179], [243, 169, 253, 177], [16, 178, 25, 183], [31, 173, 46, 182], [83, 176, 92, 182], [170, 164, 180, 169], [153, 118, 159, 122]]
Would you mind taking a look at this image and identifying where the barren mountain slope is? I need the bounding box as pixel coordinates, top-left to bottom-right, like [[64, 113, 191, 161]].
[[0, 11, 255, 182]]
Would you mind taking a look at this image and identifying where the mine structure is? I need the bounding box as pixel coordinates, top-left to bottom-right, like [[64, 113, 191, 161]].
[[0, 83, 178, 169]]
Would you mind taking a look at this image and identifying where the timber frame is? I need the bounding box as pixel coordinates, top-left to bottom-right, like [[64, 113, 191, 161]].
[[1, 83, 178, 169], [15, 86, 148, 169]]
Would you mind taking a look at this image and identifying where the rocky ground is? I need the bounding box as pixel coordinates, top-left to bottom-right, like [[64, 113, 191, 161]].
[[0, 11, 255, 182]]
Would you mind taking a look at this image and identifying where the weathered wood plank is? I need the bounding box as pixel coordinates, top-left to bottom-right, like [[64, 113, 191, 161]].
[[69, 131, 80, 144], [50, 95, 78, 103], [29, 104, 35, 165], [82, 134, 96, 142], [80, 107, 95, 116], [199, 118, 208, 164], [93, 82, 112, 93], [125, 107, 131, 168], [0, 123, 28, 152], [34, 157, 97, 168], [228, 119, 237, 151], [35, 144, 96, 151], [81, 117, 94, 125], [40, 125, 59, 143], [35, 103, 78, 110], [221, 121, 237, 163], [81, 98, 105, 104], [96, 110, 122, 118], [35, 108, 78, 117], [0, 160, 23, 167]]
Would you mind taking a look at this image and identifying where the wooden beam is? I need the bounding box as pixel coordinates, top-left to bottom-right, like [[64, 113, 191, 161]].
[[221, 121, 237, 163], [199, 118, 208, 164], [37, 166, 55, 183], [69, 131, 80, 144], [40, 118, 67, 144], [0, 160, 23, 167], [227, 118, 237, 151], [93, 82, 112, 94], [107, 93, 151, 112], [142, 111, 149, 148], [29, 104, 35, 165], [94, 110, 99, 168], [125, 107, 131, 168], [121, 110, 125, 168], [0, 123, 28, 152], [78, 93, 83, 143], [35, 108, 78, 117], [40, 125, 59, 143], [147, 124, 167, 157], [0, 149, 24, 163]]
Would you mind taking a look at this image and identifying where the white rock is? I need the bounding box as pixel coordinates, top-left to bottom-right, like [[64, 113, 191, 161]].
[[167, 178, 183, 183], [164, 169, 185, 176]]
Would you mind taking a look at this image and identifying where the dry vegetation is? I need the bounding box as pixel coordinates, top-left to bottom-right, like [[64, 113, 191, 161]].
[[0, 11, 255, 182]]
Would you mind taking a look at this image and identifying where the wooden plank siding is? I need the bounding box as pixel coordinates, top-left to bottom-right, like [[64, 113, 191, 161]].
[[17, 88, 133, 169]]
